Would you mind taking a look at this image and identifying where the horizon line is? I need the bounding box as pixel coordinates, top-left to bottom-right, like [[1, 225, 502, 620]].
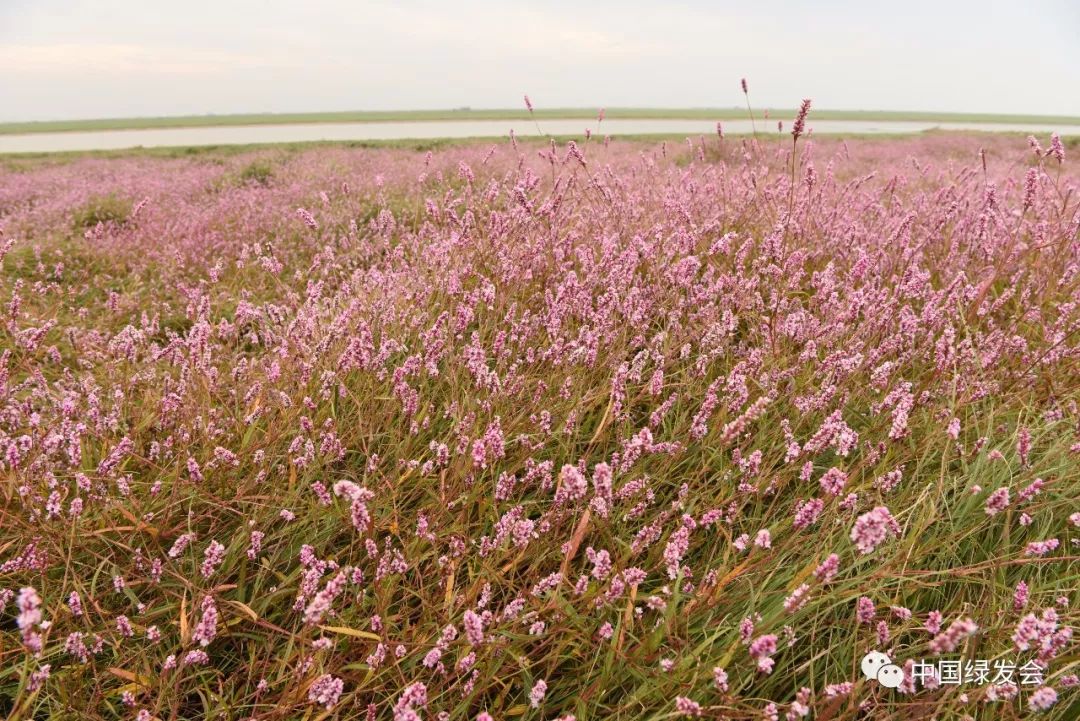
[[4, 107, 1080, 137]]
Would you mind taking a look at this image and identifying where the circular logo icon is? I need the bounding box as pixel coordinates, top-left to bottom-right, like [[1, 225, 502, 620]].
[[860, 651, 891, 680], [876, 663, 904, 689]]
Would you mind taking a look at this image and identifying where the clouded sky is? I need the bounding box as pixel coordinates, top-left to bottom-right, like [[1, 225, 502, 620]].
[[2, 0, 1078, 121]]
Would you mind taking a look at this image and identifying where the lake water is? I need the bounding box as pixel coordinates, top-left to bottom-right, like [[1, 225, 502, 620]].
[[2, 119, 1079, 153]]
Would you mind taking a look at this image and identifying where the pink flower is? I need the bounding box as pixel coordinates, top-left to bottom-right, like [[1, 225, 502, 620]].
[[929, 617, 977, 654], [819, 467, 847, 496], [784, 583, 811, 613], [824, 682, 853, 697], [304, 570, 348, 625], [16, 587, 44, 653], [555, 464, 587, 504], [295, 207, 318, 230], [813, 554, 840, 583], [308, 674, 344, 709], [247, 530, 264, 560], [793, 498, 824, 529], [1048, 133, 1065, 163], [1023, 168, 1038, 211], [200, 540, 226, 578], [675, 697, 702, 716], [791, 99, 812, 140], [1024, 539, 1059, 557], [586, 547, 613, 581], [167, 532, 196, 558], [876, 620, 890, 646], [984, 487, 1010, 516], [850, 506, 900, 554], [394, 682, 428, 719], [946, 417, 961, 439], [1014, 581, 1029, 611], [1017, 427, 1032, 466], [713, 666, 729, 692], [192, 596, 218, 646], [463, 610, 485, 646], [856, 596, 875, 625], [749, 634, 778, 674], [529, 679, 547, 708], [788, 687, 812, 718], [1018, 478, 1044, 503], [663, 525, 691, 579], [1028, 686, 1057, 711]]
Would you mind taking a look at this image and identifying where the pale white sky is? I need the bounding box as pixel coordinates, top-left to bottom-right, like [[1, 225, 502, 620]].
[[2, 0, 1078, 121]]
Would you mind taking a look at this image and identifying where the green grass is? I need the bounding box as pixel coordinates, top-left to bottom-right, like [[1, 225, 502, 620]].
[[71, 194, 133, 232], [3, 107, 1080, 135]]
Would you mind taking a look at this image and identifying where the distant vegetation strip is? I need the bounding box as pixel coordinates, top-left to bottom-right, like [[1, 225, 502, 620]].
[[4, 108, 1080, 135]]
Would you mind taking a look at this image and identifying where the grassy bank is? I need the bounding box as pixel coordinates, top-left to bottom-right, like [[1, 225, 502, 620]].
[[4, 107, 1080, 135]]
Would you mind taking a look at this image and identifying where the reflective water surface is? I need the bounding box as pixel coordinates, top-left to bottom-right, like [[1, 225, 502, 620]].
[[2, 118, 1079, 153]]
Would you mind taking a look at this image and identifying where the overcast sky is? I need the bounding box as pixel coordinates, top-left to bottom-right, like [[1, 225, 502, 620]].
[[2, 0, 1078, 122]]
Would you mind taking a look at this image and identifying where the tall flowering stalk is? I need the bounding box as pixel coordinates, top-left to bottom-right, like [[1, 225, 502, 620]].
[[788, 98, 812, 228], [741, 78, 757, 138], [524, 94, 544, 138]]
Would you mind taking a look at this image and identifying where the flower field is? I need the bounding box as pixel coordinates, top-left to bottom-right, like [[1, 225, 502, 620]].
[[1, 130, 1078, 720]]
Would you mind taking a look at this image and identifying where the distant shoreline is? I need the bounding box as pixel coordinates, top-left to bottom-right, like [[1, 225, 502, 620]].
[[4, 107, 1080, 136], [3, 129, 1077, 163]]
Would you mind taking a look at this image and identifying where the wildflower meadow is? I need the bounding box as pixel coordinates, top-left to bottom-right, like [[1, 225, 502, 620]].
[[0, 118, 1078, 720]]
